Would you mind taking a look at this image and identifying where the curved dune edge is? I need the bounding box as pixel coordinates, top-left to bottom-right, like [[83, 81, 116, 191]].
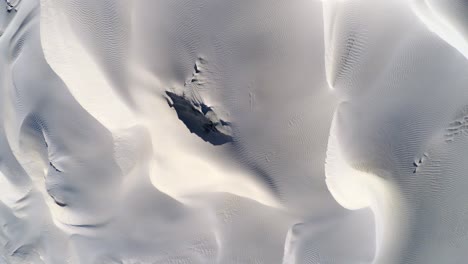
[[325, 111, 407, 263], [2, 0, 468, 262], [411, 0, 468, 59]]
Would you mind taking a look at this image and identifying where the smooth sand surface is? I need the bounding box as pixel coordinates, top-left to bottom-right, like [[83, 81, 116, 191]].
[[0, 0, 467, 263]]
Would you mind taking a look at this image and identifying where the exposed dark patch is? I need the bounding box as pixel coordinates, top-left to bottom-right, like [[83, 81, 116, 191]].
[[49, 194, 67, 207], [165, 91, 232, 146], [413, 152, 429, 174], [5, 0, 21, 12], [54, 200, 67, 207], [194, 62, 201, 74], [47, 185, 76, 208], [186, 57, 207, 85], [66, 221, 109, 229], [49, 161, 62, 172]]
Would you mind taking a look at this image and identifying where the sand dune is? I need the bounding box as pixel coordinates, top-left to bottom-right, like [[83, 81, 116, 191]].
[[0, 0, 467, 263]]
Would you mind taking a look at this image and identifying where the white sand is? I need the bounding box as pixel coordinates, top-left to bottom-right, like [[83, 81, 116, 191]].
[[0, 0, 467, 263]]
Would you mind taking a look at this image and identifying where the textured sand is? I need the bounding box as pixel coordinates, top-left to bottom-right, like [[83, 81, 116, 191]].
[[0, 0, 467, 263]]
